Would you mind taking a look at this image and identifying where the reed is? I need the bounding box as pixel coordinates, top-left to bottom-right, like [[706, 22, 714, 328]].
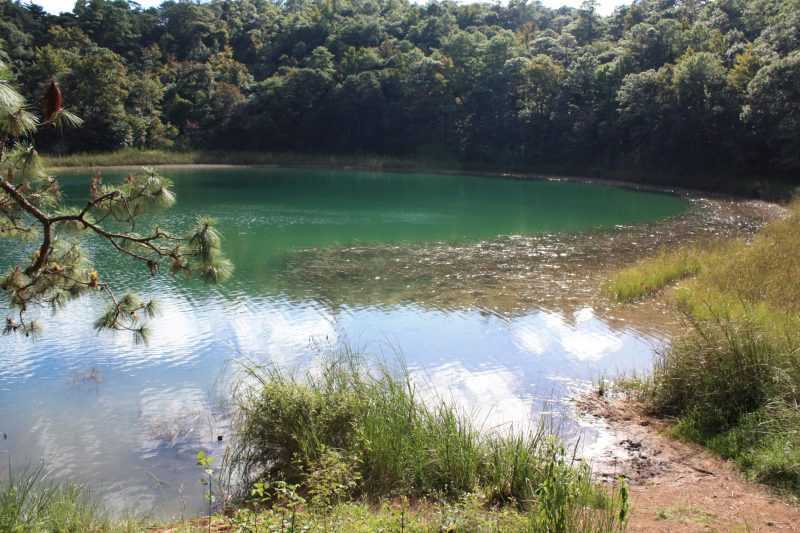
[[0, 464, 141, 532], [229, 351, 629, 530]]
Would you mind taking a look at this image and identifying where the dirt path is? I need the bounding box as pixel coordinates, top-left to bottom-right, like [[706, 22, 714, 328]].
[[578, 394, 800, 532]]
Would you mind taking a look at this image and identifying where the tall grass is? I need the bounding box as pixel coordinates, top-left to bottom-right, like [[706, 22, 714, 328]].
[[0, 465, 140, 532], [614, 200, 800, 495], [44, 148, 198, 167], [644, 312, 800, 494], [603, 245, 714, 302], [230, 352, 629, 531]]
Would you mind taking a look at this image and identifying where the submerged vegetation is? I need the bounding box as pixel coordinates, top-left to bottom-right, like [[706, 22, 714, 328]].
[[607, 201, 800, 495]]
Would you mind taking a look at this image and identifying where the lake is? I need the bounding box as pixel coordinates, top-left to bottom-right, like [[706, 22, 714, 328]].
[[0, 166, 688, 517]]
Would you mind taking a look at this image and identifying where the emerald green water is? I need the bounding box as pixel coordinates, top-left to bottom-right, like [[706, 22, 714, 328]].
[[133, 168, 684, 279], [0, 167, 686, 518]]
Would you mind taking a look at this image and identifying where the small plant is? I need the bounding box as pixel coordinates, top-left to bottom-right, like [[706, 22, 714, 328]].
[[196, 450, 215, 530], [234, 480, 306, 532], [529, 441, 628, 533], [301, 446, 362, 510]]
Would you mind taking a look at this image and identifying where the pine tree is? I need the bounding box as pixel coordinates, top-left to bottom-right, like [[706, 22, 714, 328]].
[[0, 66, 231, 342]]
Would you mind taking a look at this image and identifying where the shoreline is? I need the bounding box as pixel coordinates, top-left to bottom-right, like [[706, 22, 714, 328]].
[[42, 147, 795, 202], [48, 159, 785, 207]]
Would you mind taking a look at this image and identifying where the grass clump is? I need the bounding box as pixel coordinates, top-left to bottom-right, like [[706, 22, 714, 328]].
[[603, 246, 707, 302], [614, 200, 800, 495], [0, 465, 140, 532], [647, 315, 800, 494], [230, 352, 629, 532]]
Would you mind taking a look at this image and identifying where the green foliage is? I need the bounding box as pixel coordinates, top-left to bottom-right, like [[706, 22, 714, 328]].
[[231, 352, 629, 530], [530, 448, 628, 533], [0, 0, 797, 179], [742, 51, 800, 171], [225, 494, 532, 532], [603, 246, 705, 302], [0, 465, 141, 533], [0, 65, 230, 340], [301, 446, 362, 509], [0, 461, 624, 532]]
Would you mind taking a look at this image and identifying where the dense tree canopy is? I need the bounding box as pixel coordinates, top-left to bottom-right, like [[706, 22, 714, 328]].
[[1, 0, 799, 181]]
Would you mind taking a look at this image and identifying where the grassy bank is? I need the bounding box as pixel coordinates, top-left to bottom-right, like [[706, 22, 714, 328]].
[[42, 148, 456, 173], [606, 201, 800, 495], [225, 354, 629, 531], [602, 246, 706, 303]]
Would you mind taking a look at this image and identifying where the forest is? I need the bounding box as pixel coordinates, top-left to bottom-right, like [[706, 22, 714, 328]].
[[0, 0, 798, 184]]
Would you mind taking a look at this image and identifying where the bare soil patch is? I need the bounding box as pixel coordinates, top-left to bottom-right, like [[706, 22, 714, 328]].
[[578, 394, 800, 532]]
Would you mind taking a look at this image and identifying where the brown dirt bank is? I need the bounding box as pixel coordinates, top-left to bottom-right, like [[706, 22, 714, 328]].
[[577, 394, 800, 532]]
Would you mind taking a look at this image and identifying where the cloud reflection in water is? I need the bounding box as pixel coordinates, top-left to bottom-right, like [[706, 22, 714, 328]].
[[0, 293, 662, 519]]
